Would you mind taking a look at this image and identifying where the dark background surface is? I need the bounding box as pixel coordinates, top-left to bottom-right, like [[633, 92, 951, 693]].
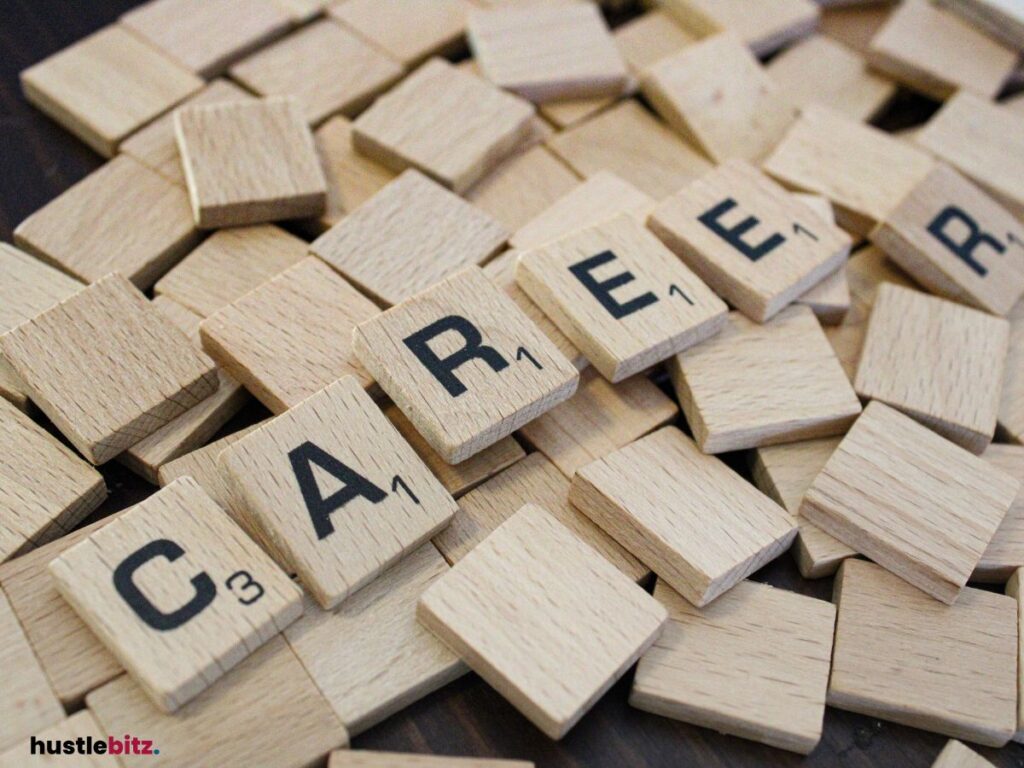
[[1, 1, 1022, 766]]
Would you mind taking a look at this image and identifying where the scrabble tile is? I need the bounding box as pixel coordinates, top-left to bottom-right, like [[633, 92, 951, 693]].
[[352, 58, 535, 194], [329, 0, 473, 68], [158, 424, 260, 515], [221, 377, 457, 608], [87, 635, 347, 768], [0, 398, 105, 562], [830, 558, 1016, 746], [468, 3, 628, 103], [630, 579, 834, 754], [641, 33, 797, 164], [353, 267, 579, 463], [974, 444, 1024, 582], [311, 170, 507, 306], [0, 711, 117, 768], [285, 544, 466, 735], [802, 402, 1018, 603], [120, 79, 255, 187], [659, 0, 819, 56], [936, 0, 1024, 51], [0, 274, 218, 465], [855, 284, 1008, 453], [14, 155, 199, 289], [200, 257, 378, 414], [538, 96, 616, 131], [819, 2, 893, 56], [330, 754, 531, 768], [1008, 569, 1024, 743], [764, 105, 936, 237], [20, 25, 203, 156], [931, 740, 998, 768], [383, 403, 524, 498], [51, 479, 302, 713], [767, 35, 895, 122], [271, 0, 329, 23], [612, 9, 698, 75], [418, 504, 667, 739], [545, 100, 711, 200], [0, 588, 63, 753], [571, 426, 796, 606], [867, 0, 1016, 101], [121, 0, 292, 78], [229, 20, 403, 126], [516, 214, 727, 381], [176, 98, 327, 228], [915, 92, 1024, 220], [433, 452, 646, 582], [1000, 301, 1024, 444], [791, 194, 851, 325]]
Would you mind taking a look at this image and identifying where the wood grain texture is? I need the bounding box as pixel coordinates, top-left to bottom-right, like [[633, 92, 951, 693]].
[[932, 741, 999, 768], [975, 444, 1024, 582], [571, 426, 797, 606], [418, 504, 667, 740], [829, 559, 1016, 747], [1000, 300, 1024, 444], [935, 0, 1024, 51], [200, 257, 378, 414], [0, 710, 118, 768], [1007, 569, 1024, 744], [330, 752, 532, 768], [659, 0, 819, 56], [791, 194, 850, 325], [612, 9, 697, 75]]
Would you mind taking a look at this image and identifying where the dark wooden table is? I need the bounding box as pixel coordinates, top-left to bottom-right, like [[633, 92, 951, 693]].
[[2, 2, 1021, 766]]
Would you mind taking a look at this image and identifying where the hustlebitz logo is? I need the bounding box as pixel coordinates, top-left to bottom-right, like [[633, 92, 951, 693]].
[[30, 733, 160, 757]]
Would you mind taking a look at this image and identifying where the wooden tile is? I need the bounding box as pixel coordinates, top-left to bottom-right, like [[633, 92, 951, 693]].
[[936, 0, 1024, 51], [14, 155, 200, 289], [121, 0, 292, 78], [468, 3, 628, 103], [538, 96, 616, 131], [329, 0, 472, 68], [764, 105, 936, 237], [222, 376, 457, 608], [433, 452, 646, 582], [571, 426, 796, 606], [516, 214, 727, 381], [650, 160, 852, 322], [931, 740, 998, 768], [830, 558, 1016, 746], [330, 754, 532, 768], [819, 2, 893, 57], [50, 477, 303, 712], [229, 19, 403, 126], [285, 543, 466, 735], [311, 169, 507, 306], [0, 274, 218, 464], [915, 91, 1024, 220], [1008, 569, 1024, 743], [200, 257, 378, 414], [974, 444, 1024, 582], [0, 398, 105, 562], [641, 33, 796, 164], [353, 266, 579, 463], [270, 0, 329, 22], [867, 0, 1016, 101], [767, 35, 895, 122], [792, 194, 851, 325], [87, 635, 347, 768], [176, 97, 327, 228], [659, 0, 819, 56], [855, 284, 1008, 452], [612, 9, 698, 75], [352, 58, 535, 194], [1000, 300, 1024, 444], [418, 503, 667, 739], [545, 100, 711, 200], [120, 79, 255, 187], [0, 711, 118, 768], [802, 402, 1018, 603], [20, 25, 202, 156]]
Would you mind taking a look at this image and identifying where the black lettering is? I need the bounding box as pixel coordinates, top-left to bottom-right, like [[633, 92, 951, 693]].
[[927, 205, 1005, 277], [225, 570, 264, 605], [568, 250, 658, 319], [698, 198, 786, 262], [403, 315, 509, 397], [113, 539, 216, 631]]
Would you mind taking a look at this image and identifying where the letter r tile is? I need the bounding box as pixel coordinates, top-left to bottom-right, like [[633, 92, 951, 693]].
[[353, 266, 580, 463], [48, 477, 302, 713]]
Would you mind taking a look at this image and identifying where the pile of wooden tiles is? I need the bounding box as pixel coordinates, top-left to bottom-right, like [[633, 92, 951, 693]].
[[3, 0, 1024, 766]]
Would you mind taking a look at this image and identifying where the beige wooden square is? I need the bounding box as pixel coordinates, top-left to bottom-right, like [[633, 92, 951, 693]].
[[855, 284, 1009, 452], [330, 753, 531, 768], [641, 33, 796, 164], [538, 95, 616, 132], [763, 105, 935, 236], [571, 426, 796, 606], [352, 58, 535, 194], [221, 376, 457, 608], [0, 710, 118, 768], [19, 25, 202, 156], [791, 193, 851, 325], [285, 544, 466, 736], [14, 155, 200, 289], [516, 214, 727, 381], [545, 100, 711, 200], [931, 740, 999, 768], [802, 402, 1018, 604], [936, 0, 1024, 51], [200, 257, 378, 414], [867, 0, 1016, 101], [0, 273, 218, 464], [660, 0, 819, 56], [419, 504, 666, 739], [50, 477, 303, 712], [819, 3, 893, 56], [353, 266, 579, 464], [311, 169, 507, 306], [613, 9, 697, 75], [976, 444, 1024, 582], [830, 559, 1016, 746], [1008, 569, 1024, 743], [1001, 301, 1024, 445], [120, 0, 292, 78], [229, 19, 403, 126], [651, 160, 852, 323]]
